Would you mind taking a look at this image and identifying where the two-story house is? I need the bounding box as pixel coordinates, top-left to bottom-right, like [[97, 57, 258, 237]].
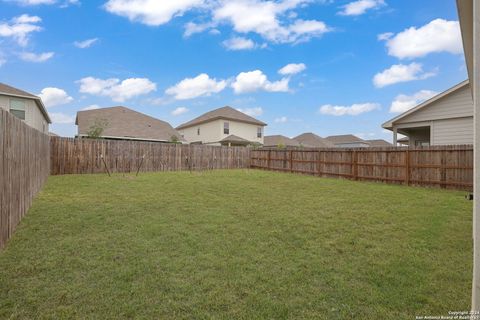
[[0, 83, 51, 133], [176, 106, 267, 146]]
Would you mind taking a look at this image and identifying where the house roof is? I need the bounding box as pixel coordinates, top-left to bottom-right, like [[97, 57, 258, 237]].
[[176, 106, 267, 130], [0, 82, 51, 123], [76, 106, 183, 142], [263, 135, 301, 147], [366, 139, 392, 147], [457, 1, 473, 85], [382, 80, 470, 130], [220, 134, 251, 144], [294, 132, 334, 148], [325, 134, 366, 145]]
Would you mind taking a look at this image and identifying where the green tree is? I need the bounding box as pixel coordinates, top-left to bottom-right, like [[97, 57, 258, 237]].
[[86, 118, 108, 139], [170, 135, 181, 144]]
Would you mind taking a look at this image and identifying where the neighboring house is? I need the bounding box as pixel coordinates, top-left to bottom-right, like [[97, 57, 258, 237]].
[[0, 82, 51, 134], [176, 106, 267, 146], [397, 137, 409, 146], [382, 80, 473, 146], [263, 135, 302, 148], [294, 132, 334, 148], [366, 139, 393, 147], [76, 106, 183, 143], [325, 134, 370, 148]]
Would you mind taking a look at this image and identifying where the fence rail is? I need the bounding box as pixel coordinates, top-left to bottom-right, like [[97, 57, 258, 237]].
[[50, 137, 251, 175], [0, 109, 50, 249], [250, 145, 473, 191]]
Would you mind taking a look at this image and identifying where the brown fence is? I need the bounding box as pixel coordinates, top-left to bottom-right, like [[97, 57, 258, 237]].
[[251, 145, 473, 191], [50, 137, 251, 175], [0, 109, 50, 249]]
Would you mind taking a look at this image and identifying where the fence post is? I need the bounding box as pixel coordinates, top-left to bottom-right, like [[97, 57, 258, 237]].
[[290, 150, 293, 173], [405, 149, 410, 186], [267, 149, 271, 170], [352, 150, 358, 180], [318, 150, 322, 176]]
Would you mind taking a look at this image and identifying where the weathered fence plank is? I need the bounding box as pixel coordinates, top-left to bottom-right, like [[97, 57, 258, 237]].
[[0, 109, 50, 250], [251, 145, 473, 191], [50, 137, 251, 175]]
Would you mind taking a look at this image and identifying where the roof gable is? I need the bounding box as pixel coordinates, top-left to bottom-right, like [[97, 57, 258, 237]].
[[176, 106, 266, 130], [293, 132, 334, 147], [0, 82, 51, 123], [264, 135, 301, 147], [382, 80, 471, 129]]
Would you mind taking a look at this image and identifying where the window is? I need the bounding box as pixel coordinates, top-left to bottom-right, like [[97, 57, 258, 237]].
[[257, 127, 262, 138], [224, 122, 229, 134], [197, 127, 200, 135], [10, 99, 26, 120]]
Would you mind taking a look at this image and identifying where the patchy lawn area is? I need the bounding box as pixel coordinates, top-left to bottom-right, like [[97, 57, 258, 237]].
[[0, 170, 472, 319]]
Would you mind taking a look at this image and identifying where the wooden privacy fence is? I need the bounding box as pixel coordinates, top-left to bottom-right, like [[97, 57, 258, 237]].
[[251, 145, 473, 191], [50, 137, 251, 175], [0, 109, 50, 250]]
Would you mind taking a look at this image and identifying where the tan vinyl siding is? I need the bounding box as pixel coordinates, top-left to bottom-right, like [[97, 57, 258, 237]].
[[0, 94, 48, 133], [179, 119, 223, 144], [433, 117, 473, 145], [179, 119, 264, 145], [399, 85, 473, 124]]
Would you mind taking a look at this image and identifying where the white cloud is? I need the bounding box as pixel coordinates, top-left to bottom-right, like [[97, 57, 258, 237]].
[[9, 0, 55, 5], [381, 19, 463, 59], [74, 38, 99, 48], [19, 51, 54, 62], [184, 21, 216, 37], [319, 103, 380, 116], [377, 32, 393, 41], [222, 37, 256, 50], [50, 112, 75, 124], [373, 63, 436, 88], [236, 107, 263, 117], [104, 0, 205, 26], [12, 14, 42, 23], [0, 58, 6, 67], [338, 0, 385, 16], [104, 0, 330, 45], [82, 104, 100, 111], [9, 0, 80, 6], [278, 63, 306, 75], [78, 77, 157, 102], [165, 73, 226, 100], [274, 116, 288, 123], [231, 70, 289, 94], [171, 107, 189, 116], [0, 14, 42, 46], [213, 1, 330, 44], [389, 90, 438, 113], [38, 87, 73, 107]]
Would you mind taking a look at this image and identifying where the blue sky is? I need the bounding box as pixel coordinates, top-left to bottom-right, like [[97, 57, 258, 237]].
[[0, 0, 466, 140]]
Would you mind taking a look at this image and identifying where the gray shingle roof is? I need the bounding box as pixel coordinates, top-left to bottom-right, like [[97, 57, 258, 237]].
[[220, 134, 251, 144], [294, 132, 334, 147], [366, 139, 393, 147], [176, 106, 267, 130], [263, 135, 301, 147], [325, 134, 365, 144], [0, 82, 51, 123], [76, 106, 183, 142]]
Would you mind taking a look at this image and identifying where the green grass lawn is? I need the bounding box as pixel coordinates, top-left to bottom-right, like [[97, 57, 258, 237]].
[[0, 170, 473, 319]]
